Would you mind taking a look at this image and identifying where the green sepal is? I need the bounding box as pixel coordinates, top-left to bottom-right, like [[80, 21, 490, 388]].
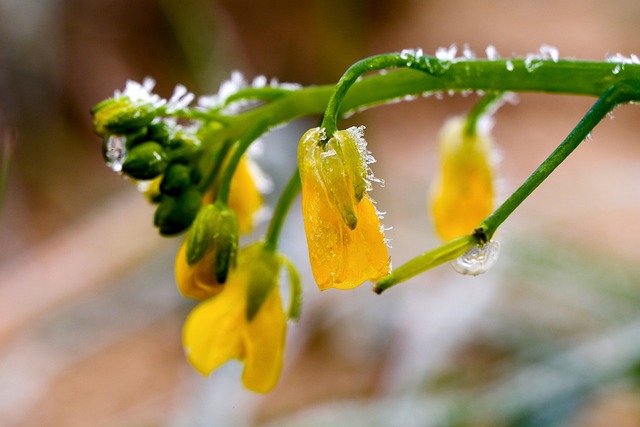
[[212, 207, 239, 283], [122, 141, 167, 180], [282, 257, 302, 321], [160, 163, 193, 196], [246, 245, 280, 321], [185, 204, 216, 265], [333, 129, 368, 202], [153, 188, 202, 236], [318, 144, 357, 230]]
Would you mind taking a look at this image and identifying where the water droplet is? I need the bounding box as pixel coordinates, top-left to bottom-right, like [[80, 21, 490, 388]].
[[452, 240, 500, 276], [104, 135, 127, 172]]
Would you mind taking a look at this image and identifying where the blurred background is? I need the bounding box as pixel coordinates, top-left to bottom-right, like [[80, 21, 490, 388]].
[[2, 0, 640, 425]]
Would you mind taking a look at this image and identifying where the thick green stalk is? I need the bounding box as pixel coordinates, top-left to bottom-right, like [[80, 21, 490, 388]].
[[214, 57, 640, 145]]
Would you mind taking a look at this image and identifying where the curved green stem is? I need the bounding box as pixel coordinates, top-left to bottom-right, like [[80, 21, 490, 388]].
[[264, 168, 301, 252], [478, 84, 627, 240], [464, 92, 504, 137], [216, 119, 268, 204]]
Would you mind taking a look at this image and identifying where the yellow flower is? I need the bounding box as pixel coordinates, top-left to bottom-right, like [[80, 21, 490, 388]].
[[175, 240, 224, 300], [429, 116, 495, 241], [182, 243, 286, 393], [298, 127, 390, 290]]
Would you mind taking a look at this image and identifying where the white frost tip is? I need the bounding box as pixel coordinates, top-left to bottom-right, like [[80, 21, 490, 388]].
[[166, 84, 195, 112], [485, 45, 500, 60], [452, 241, 500, 276], [539, 44, 559, 62], [116, 78, 166, 109], [435, 44, 457, 62]]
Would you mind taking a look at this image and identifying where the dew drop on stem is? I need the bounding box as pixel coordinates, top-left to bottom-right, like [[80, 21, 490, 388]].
[[452, 240, 500, 276]]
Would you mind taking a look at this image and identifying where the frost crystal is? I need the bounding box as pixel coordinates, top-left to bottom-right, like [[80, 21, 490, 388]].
[[485, 45, 500, 60], [539, 44, 559, 62], [452, 241, 500, 276], [462, 44, 476, 59], [166, 84, 195, 113], [435, 44, 457, 62], [115, 78, 166, 109]]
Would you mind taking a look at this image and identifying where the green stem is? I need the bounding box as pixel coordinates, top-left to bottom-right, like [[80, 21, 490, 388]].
[[374, 235, 477, 294], [478, 84, 625, 240], [264, 169, 301, 252], [464, 92, 504, 137], [216, 119, 268, 204], [201, 57, 639, 147], [317, 53, 640, 139]]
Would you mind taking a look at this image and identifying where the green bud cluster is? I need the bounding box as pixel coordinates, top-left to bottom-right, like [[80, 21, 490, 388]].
[[92, 100, 208, 236]]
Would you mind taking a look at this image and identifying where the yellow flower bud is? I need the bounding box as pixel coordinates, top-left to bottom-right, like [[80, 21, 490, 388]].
[[429, 116, 495, 241], [298, 127, 390, 290]]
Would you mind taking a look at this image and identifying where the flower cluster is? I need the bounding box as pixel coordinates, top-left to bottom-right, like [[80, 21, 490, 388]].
[[91, 61, 500, 392]]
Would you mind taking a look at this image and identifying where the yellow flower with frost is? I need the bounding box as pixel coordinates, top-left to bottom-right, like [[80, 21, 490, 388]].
[[430, 116, 495, 241], [298, 126, 390, 290], [182, 243, 286, 393]]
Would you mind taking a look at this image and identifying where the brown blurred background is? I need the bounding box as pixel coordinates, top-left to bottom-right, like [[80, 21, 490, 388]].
[[2, 0, 640, 426]]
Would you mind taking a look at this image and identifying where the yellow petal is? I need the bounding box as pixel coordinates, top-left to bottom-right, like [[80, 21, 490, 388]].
[[300, 167, 390, 290], [241, 285, 286, 393], [228, 156, 263, 234], [182, 274, 246, 376], [430, 117, 494, 241], [175, 241, 223, 300]]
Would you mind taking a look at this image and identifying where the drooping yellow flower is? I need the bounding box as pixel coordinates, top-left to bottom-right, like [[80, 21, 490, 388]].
[[429, 116, 495, 241], [182, 243, 286, 393], [298, 126, 390, 291]]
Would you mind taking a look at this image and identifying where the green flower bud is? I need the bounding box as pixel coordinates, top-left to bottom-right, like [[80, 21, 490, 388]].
[[185, 202, 239, 284], [212, 207, 239, 284], [165, 135, 200, 164], [153, 189, 202, 236], [92, 98, 155, 136], [122, 141, 167, 180], [146, 121, 171, 145], [186, 204, 217, 265], [160, 163, 193, 196]]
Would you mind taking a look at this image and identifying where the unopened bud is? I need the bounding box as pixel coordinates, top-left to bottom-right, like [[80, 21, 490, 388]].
[[122, 141, 167, 180], [153, 189, 202, 235]]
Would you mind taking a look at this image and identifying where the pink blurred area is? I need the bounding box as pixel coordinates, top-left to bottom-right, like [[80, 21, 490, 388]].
[[2, 0, 640, 426]]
